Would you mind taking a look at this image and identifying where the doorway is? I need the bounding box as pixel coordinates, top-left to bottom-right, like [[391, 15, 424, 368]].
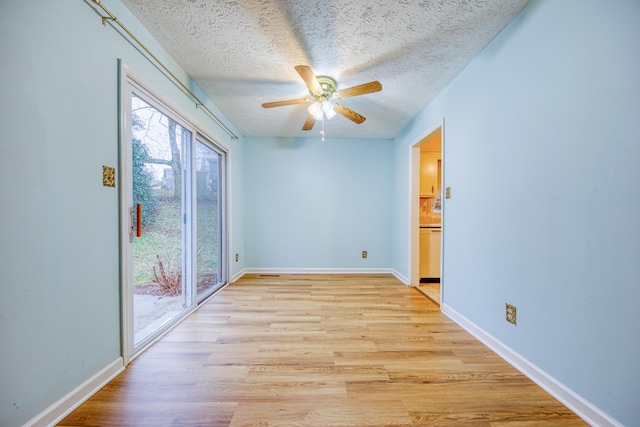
[[411, 123, 443, 306]]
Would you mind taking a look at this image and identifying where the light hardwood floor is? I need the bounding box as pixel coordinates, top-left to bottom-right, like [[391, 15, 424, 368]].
[[59, 274, 586, 426], [417, 282, 440, 306]]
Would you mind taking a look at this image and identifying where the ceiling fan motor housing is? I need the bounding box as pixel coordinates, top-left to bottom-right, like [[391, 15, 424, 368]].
[[312, 76, 337, 101]]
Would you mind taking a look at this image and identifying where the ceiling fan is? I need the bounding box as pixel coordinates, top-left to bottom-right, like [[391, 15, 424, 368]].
[[262, 65, 382, 133]]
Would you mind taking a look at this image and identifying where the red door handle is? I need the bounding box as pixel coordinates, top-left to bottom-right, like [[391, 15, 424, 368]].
[[136, 204, 142, 237]]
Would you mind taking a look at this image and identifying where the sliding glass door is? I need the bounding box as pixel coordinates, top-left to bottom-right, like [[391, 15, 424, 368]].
[[121, 72, 227, 358]]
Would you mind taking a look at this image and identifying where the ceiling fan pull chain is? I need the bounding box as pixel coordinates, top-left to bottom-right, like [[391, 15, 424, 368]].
[[320, 118, 326, 142]]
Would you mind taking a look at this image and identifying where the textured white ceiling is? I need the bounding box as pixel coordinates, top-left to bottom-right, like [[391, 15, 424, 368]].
[[120, 0, 530, 139]]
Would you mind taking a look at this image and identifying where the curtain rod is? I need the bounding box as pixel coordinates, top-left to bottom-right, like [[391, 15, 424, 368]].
[[89, 0, 239, 140]]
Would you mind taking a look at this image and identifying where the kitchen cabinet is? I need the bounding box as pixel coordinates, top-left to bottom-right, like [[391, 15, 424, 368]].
[[420, 227, 441, 278], [420, 152, 440, 197]]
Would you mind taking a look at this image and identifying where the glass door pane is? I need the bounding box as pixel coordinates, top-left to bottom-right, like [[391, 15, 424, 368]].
[[131, 93, 193, 347], [195, 140, 224, 301]]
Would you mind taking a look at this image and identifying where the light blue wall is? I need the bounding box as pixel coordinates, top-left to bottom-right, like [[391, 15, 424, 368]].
[[0, 1, 242, 426], [244, 136, 393, 269], [392, 0, 640, 424]]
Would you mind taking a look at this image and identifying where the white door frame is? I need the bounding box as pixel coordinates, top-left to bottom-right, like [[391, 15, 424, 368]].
[[119, 61, 135, 364]]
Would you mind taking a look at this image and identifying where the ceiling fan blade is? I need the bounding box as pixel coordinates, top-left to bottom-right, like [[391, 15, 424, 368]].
[[302, 114, 316, 131], [334, 103, 366, 124], [295, 65, 322, 96], [262, 98, 308, 108], [335, 81, 382, 99]]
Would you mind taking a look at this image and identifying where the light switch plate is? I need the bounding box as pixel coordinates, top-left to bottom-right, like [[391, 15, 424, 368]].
[[506, 304, 517, 325], [103, 166, 116, 187]]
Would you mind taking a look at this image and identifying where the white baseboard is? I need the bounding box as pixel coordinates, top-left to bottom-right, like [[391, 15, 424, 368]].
[[441, 304, 622, 427], [391, 269, 410, 285], [242, 267, 396, 275], [25, 357, 124, 427], [231, 268, 246, 283]]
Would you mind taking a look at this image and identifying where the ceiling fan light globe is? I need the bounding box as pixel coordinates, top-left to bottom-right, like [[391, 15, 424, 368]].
[[325, 108, 336, 120], [308, 101, 322, 116], [322, 101, 336, 120]]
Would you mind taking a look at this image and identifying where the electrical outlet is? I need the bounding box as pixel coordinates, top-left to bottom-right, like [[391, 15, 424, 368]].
[[445, 186, 451, 199], [362, 251, 368, 259], [506, 304, 517, 325], [235, 253, 239, 262]]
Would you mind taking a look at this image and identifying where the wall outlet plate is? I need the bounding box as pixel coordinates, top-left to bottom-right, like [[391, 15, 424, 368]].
[[445, 186, 451, 199], [362, 251, 367, 259], [506, 304, 517, 325]]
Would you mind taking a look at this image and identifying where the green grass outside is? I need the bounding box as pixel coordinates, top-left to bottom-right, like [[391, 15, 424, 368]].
[[133, 190, 219, 288]]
